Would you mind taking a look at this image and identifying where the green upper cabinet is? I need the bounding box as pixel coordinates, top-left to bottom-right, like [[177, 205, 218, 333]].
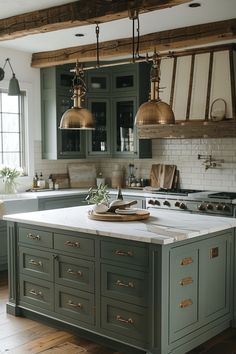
[[41, 65, 86, 159], [85, 62, 152, 159], [41, 62, 152, 160]]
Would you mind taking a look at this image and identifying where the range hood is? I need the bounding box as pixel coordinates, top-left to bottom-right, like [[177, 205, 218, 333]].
[[137, 43, 236, 139]]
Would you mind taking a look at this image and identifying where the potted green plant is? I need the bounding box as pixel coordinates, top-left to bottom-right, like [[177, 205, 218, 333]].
[[85, 183, 110, 213]]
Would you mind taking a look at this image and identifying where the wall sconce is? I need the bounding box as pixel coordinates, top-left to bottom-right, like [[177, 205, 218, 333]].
[[0, 58, 21, 96]]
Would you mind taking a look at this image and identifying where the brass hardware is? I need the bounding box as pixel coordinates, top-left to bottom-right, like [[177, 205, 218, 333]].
[[29, 259, 42, 267], [67, 268, 83, 277], [180, 257, 193, 266], [29, 289, 43, 297], [67, 300, 83, 309], [179, 277, 193, 286], [179, 299, 193, 308], [115, 250, 133, 257], [116, 280, 135, 288], [27, 233, 40, 240], [116, 315, 134, 324], [210, 247, 219, 259], [65, 241, 80, 248]]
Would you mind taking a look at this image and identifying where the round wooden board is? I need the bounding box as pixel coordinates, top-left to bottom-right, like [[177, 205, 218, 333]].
[[88, 209, 150, 221]]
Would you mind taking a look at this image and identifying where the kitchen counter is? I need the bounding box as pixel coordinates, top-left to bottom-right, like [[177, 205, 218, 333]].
[[3, 205, 236, 244]]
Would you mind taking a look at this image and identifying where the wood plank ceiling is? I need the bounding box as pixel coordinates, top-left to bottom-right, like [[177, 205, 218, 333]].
[[1, 0, 236, 68]]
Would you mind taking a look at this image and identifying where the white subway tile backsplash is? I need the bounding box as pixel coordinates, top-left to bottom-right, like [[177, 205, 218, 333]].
[[33, 138, 236, 192]]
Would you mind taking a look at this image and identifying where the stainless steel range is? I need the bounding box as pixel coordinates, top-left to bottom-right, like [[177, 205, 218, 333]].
[[146, 189, 235, 217]]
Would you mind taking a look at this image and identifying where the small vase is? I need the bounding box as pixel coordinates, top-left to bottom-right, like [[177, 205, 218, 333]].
[[93, 203, 109, 214], [3, 179, 17, 194]]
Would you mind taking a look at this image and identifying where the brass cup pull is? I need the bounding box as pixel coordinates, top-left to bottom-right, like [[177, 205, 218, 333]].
[[29, 259, 43, 267], [116, 280, 135, 288], [179, 299, 193, 308], [115, 250, 133, 257], [27, 233, 41, 240], [66, 268, 83, 277], [116, 315, 134, 325], [67, 300, 83, 309], [179, 277, 193, 286], [29, 289, 43, 297], [65, 241, 80, 248], [180, 257, 193, 266]]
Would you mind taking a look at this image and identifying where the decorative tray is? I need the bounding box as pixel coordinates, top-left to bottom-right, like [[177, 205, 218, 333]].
[[88, 209, 150, 222]]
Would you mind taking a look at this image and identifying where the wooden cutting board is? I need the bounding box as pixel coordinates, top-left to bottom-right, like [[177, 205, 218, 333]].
[[150, 164, 176, 189], [88, 209, 150, 222], [68, 163, 96, 188]]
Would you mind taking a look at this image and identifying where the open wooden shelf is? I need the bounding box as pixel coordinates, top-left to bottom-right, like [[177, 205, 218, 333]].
[[137, 120, 236, 139]]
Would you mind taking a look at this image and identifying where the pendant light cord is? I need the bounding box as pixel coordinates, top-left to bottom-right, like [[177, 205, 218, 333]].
[[95, 23, 100, 68]]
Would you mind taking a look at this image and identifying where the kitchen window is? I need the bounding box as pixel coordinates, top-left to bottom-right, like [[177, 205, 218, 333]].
[[0, 90, 25, 169]]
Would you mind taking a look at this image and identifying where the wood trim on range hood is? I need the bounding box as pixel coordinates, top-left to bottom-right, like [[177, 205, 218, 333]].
[[138, 121, 236, 139]]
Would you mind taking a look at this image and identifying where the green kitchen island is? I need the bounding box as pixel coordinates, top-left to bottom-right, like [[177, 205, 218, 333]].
[[3, 205, 236, 354]]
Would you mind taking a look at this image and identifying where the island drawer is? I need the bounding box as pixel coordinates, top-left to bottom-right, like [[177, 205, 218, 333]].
[[170, 245, 198, 278], [101, 297, 148, 345], [19, 247, 53, 282], [18, 227, 53, 249], [54, 233, 95, 257], [101, 264, 148, 306], [19, 275, 54, 311], [101, 240, 148, 267], [55, 255, 95, 292], [55, 284, 95, 325]]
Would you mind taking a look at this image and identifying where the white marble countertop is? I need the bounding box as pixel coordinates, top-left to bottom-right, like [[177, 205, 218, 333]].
[[3, 205, 236, 245]]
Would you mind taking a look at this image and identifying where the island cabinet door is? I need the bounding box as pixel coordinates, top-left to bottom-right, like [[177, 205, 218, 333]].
[[169, 244, 199, 342], [199, 232, 232, 323]]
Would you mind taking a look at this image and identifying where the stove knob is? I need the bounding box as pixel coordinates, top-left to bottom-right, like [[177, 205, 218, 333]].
[[179, 202, 186, 210], [216, 204, 223, 211], [148, 199, 154, 205], [198, 203, 205, 211], [175, 201, 180, 207], [222, 205, 230, 212], [163, 200, 170, 207], [154, 200, 160, 206], [206, 204, 213, 210]]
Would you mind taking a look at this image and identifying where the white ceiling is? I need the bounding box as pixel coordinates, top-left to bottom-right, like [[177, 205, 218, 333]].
[[0, 0, 236, 54]]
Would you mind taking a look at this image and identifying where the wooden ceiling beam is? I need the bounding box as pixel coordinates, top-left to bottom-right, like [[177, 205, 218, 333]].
[[31, 18, 236, 68], [0, 0, 189, 41]]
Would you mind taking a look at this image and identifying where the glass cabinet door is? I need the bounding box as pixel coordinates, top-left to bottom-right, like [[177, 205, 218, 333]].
[[87, 98, 110, 156], [113, 98, 136, 155], [57, 95, 85, 158]]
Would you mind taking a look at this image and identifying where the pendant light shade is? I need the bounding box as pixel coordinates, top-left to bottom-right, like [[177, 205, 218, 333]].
[[8, 73, 21, 96], [0, 58, 21, 96], [135, 53, 175, 126], [59, 63, 95, 130]]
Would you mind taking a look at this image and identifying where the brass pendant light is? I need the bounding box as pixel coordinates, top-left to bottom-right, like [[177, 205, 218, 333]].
[[135, 52, 175, 126], [59, 62, 95, 130]]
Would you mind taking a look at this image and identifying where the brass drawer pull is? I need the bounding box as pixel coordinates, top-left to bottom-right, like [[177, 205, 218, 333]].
[[180, 257, 193, 266], [179, 299, 193, 308], [29, 259, 43, 267], [29, 289, 43, 297], [115, 250, 133, 257], [27, 233, 41, 240], [116, 280, 135, 288], [66, 268, 83, 277], [67, 300, 83, 309], [65, 241, 80, 248], [116, 315, 134, 325], [179, 277, 193, 286]]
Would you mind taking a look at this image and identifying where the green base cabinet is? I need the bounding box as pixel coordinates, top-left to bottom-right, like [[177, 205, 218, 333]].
[[6, 221, 235, 354]]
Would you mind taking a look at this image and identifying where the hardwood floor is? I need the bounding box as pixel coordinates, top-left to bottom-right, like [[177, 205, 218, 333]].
[[1, 271, 236, 354]]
